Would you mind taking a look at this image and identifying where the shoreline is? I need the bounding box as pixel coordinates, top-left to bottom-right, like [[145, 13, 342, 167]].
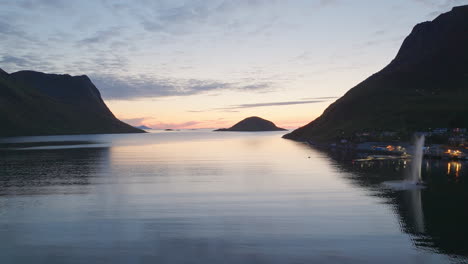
[[298, 139, 468, 161]]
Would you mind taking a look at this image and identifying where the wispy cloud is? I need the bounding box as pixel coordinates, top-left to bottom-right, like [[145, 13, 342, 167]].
[[301, 96, 338, 100], [0, 21, 25, 38], [119, 117, 230, 129], [411, 0, 468, 17], [15, 0, 68, 10], [0, 55, 31, 68], [373, 30, 386, 36], [78, 27, 122, 46], [91, 74, 274, 100], [121, 118, 202, 129], [108, 0, 281, 36], [411, 0, 439, 6], [318, 0, 341, 8], [186, 110, 207, 113], [188, 98, 335, 113], [2, 0, 466, 113], [0, 55, 57, 71], [119, 117, 150, 126], [222, 100, 327, 109]]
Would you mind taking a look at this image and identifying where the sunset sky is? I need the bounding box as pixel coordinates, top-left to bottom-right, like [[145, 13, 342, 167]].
[[2, 0, 467, 129]]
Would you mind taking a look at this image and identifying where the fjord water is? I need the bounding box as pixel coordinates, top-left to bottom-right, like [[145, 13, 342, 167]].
[[0, 131, 467, 264]]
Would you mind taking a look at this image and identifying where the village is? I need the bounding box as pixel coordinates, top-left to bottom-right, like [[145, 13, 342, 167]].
[[326, 128, 468, 160]]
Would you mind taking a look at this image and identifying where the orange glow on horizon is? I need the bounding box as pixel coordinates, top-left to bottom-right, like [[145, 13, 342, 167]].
[[108, 94, 328, 131], [118, 115, 315, 130]]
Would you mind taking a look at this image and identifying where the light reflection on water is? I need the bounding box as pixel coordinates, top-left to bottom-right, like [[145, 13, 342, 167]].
[[0, 131, 466, 264], [447, 162, 462, 179], [325, 149, 468, 261]]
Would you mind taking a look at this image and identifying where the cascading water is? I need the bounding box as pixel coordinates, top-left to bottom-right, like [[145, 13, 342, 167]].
[[382, 134, 426, 190], [408, 135, 425, 183]]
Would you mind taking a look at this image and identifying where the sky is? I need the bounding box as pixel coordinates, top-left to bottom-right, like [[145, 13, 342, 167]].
[[1, 0, 467, 129]]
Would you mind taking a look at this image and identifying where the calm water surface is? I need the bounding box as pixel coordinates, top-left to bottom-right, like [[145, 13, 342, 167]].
[[0, 130, 467, 264]]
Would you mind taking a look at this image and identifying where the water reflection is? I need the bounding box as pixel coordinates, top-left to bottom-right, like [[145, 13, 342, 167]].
[[318, 147, 468, 258], [447, 162, 462, 179], [0, 147, 110, 196], [0, 132, 466, 263], [405, 189, 425, 234]]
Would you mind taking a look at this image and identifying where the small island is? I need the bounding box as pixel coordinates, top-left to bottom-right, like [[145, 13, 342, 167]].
[[214, 116, 287, 132]]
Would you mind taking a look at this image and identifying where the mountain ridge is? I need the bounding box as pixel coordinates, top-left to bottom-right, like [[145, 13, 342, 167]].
[[0, 69, 144, 137], [284, 5, 468, 142]]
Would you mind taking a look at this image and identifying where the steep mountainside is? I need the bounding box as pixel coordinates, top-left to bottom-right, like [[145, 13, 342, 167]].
[[215, 116, 286, 131], [284, 5, 468, 142], [0, 69, 143, 137]]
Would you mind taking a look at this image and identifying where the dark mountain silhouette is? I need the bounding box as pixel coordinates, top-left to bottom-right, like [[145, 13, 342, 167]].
[[215, 116, 286, 132], [284, 5, 468, 142], [0, 69, 144, 137]]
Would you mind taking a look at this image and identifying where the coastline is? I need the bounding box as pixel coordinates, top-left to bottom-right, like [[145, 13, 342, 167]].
[[294, 138, 468, 161]]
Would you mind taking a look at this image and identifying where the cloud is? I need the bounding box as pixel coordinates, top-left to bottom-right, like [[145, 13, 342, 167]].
[[186, 110, 206, 113], [0, 21, 24, 37], [138, 2, 225, 34], [119, 117, 149, 126], [411, 0, 438, 6], [237, 83, 272, 91], [121, 118, 203, 129], [318, 0, 341, 7], [186, 99, 331, 113], [301, 96, 338, 100], [91, 74, 273, 100], [188, 97, 338, 113], [78, 27, 122, 45], [119, 116, 232, 129], [0, 55, 31, 67], [373, 30, 386, 36], [15, 0, 68, 9], [220, 100, 328, 110], [413, 0, 468, 18], [119, 0, 281, 35], [0, 55, 56, 71]]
